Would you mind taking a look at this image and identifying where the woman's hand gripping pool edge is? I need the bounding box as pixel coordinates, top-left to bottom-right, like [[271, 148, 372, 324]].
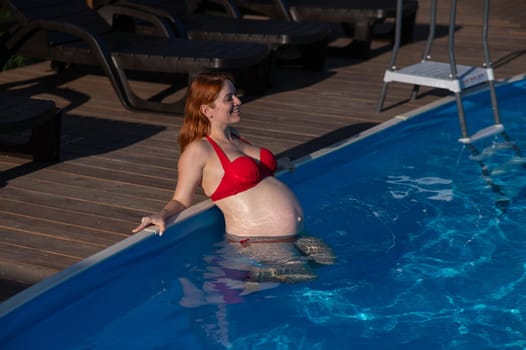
[[132, 199, 188, 236]]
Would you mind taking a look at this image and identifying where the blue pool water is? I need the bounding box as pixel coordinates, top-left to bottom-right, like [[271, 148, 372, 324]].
[[2, 76, 526, 349]]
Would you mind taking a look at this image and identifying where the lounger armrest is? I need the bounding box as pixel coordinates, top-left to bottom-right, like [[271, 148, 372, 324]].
[[97, 4, 177, 39], [106, 2, 188, 38], [4, 19, 127, 96], [188, 0, 242, 18], [271, 0, 293, 22], [8, 19, 112, 59]]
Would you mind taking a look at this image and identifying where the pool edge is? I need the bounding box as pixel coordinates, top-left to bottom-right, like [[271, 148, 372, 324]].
[[291, 73, 526, 168]]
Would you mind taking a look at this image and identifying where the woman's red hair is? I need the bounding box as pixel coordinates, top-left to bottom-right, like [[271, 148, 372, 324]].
[[178, 71, 234, 152]]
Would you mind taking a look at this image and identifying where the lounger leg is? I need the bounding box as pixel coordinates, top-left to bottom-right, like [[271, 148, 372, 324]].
[[347, 19, 375, 58], [50, 61, 68, 73], [31, 109, 62, 162], [110, 57, 188, 114]]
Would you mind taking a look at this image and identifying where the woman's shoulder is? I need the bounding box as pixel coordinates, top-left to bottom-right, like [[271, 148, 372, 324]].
[[184, 137, 212, 154], [178, 138, 213, 169], [184, 137, 220, 162]]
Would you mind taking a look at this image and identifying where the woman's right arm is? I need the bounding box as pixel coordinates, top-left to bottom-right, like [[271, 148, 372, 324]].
[[132, 199, 187, 235], [132, 141, 208, 235]]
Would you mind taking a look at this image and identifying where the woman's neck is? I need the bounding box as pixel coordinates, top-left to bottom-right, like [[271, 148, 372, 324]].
[[209, 126, 234, 142]]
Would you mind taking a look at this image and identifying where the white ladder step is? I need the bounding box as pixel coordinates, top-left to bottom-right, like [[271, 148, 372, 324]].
[[458, 124, 504, 144], [383, 61, 490, 92]]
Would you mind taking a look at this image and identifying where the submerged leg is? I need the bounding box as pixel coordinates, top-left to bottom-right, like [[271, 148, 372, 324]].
[[295, 236, 336, 265], [178, 277, 207, 308], [247, 261, 317, 284]]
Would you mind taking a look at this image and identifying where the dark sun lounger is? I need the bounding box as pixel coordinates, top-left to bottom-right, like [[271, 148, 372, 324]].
[[0, 94, 62, 162], [97, 0, 330, 70], [0, 0, 271, 114], [233, 0, 419, 57]]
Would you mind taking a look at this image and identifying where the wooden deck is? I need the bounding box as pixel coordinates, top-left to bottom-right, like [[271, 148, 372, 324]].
[[1, 0, 525, 302]]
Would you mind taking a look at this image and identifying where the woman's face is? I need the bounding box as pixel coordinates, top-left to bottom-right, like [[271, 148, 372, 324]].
[[208, 80, 241, 124]]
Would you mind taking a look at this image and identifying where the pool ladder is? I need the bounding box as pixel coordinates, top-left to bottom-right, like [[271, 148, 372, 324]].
[[377, 0, 504, 144]]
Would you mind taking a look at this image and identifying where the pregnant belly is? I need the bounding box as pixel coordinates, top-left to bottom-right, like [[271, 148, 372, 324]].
[[217, 177, 304, 237]]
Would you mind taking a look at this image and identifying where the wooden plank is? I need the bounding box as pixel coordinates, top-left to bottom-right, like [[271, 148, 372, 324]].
[[1, 227, 102, 258], [0, 161, 173, 204], [0, 199, 134, 234], [1, 212, 126, 246], [0, 187, 140, 223], [0, 243, 79, 273], [45, 162, 178, 190]]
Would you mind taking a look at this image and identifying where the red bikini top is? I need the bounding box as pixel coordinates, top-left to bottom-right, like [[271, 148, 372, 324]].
[[205, 135, 277, 201]]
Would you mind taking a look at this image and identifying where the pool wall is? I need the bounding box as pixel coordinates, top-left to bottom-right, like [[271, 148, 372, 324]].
[[1, 74, 524, 345]]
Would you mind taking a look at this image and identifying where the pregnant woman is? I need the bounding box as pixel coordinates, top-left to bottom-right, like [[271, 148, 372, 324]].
[[133, 71, 334, 285]]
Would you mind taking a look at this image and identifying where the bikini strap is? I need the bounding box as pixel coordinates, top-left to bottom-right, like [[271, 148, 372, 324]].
[[205, 136, 231, 169]]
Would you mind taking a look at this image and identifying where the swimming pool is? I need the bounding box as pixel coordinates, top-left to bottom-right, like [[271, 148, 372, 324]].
[[1, 75, 526, 349]]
